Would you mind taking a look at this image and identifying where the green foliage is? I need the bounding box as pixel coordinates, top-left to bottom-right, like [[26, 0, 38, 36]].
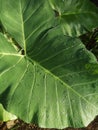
[[0, 0, 98, 129], [0, 104, 17, 121]]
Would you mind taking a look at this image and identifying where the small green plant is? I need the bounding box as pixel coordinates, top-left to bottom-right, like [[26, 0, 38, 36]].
[[0, 0, 98, 129]]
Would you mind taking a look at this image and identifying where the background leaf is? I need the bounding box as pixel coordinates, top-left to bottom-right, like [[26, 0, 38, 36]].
[[49, 0, 98, 36]]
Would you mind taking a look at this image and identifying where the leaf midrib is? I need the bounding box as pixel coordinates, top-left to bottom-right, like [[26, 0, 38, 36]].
[[61, 11, 97, 16], [19, 1, 26, 55], [2, 51, 97, 112], [28, 56, 98, 111], [0, 53, 23, 57], [1, 33, 97, 111]]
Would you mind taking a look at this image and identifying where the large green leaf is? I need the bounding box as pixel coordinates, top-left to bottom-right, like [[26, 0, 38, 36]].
[[0, 31, 98, 128], [0, 0, 98, 129]]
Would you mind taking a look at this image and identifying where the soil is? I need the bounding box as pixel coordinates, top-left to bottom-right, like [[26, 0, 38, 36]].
[[0, 115, 98, 130]]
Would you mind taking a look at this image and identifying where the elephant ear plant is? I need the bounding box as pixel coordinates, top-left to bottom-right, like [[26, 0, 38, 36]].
[[0, 0, 98, 129]]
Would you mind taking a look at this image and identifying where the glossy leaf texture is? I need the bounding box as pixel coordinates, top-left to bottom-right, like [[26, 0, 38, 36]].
[[49, 0, 98, 36], [1, 0, 98, 41], [0, 0, 54, 50], [0, 0, 98, 129]]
